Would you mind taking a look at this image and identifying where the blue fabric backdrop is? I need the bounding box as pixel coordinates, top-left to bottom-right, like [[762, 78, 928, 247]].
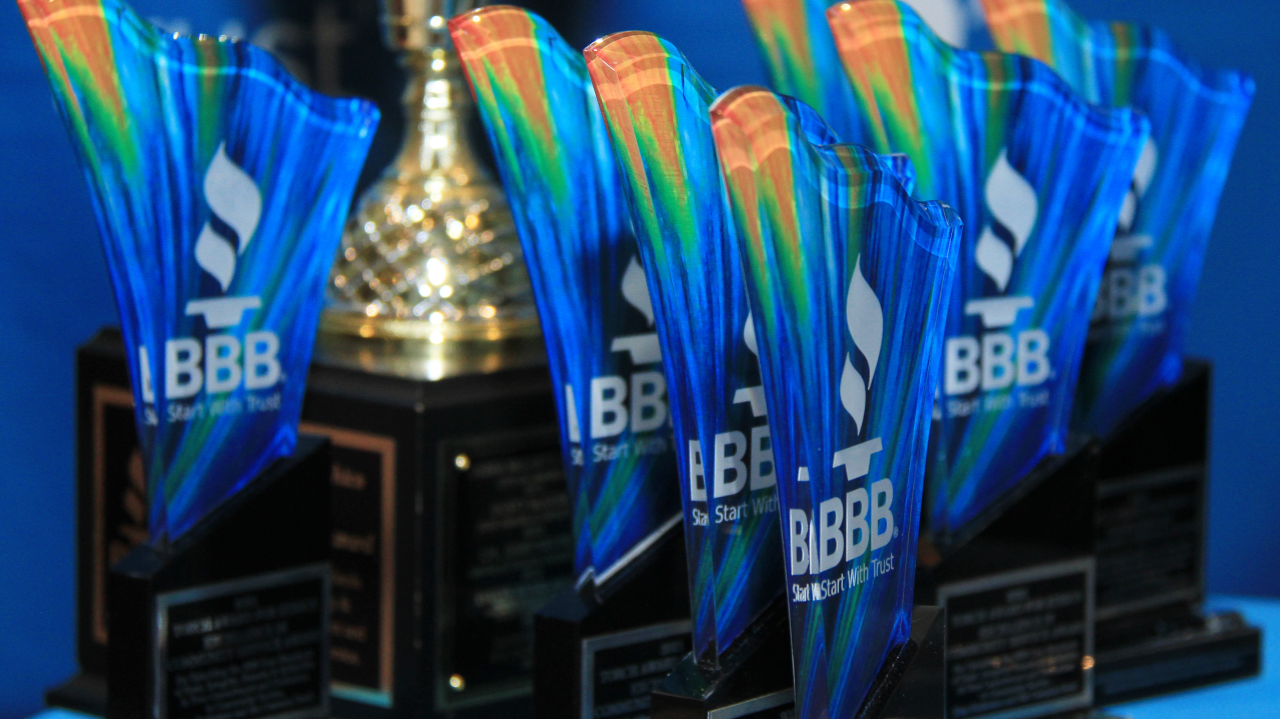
[[0, 1, 1274, 717]]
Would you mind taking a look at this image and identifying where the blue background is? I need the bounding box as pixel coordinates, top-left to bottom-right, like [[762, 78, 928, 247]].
[[0, 0, 1274, 717]]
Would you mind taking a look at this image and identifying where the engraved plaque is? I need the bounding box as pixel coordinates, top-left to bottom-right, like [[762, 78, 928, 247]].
[[938, 559, 1094, 719], [1095, 465, 1203, 618], [155, 566, 331, 719], [581, 621, 692, 719], [439, 428, 576, 708]]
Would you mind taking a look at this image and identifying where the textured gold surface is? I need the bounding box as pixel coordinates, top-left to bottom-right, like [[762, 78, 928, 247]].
[[323, 0, 536, 351], [381, 0, 484, 51]]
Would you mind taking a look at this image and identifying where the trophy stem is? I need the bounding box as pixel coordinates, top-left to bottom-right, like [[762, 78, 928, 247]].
[[394, 49, 482, 184]]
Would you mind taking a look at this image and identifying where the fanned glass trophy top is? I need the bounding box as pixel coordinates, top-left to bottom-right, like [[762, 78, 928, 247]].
[[450, 8, 682, 591], [979, 0, 1255, 436], [17, 0, 380, 541], [712, 86, 959, 719], [585, 33, 785, 666], [740, 0, 864, 143], [825, 0, 1150, 539]]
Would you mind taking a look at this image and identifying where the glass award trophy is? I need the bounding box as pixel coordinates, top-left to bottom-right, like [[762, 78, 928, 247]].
[[823, 3, 1150, 717], [16, 1, 379, 719], [50, 3, 571, 716], [709, 86, 958, 719], [980, 0, 1255, 438], [584, 31, 785, 677], [980, 0, 1261, 703], [450, 10, 689, 719], [827, 0, 1146, 545]]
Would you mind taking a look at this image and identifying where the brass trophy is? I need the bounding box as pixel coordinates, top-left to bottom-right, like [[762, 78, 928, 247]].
[[320, 0, 539, 377], [310, 4, 570, 716]]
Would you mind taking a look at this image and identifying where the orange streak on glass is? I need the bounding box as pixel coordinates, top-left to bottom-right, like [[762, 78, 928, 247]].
[[17, 0, 127, 132], [451, 8, 557, 158], [827, 1, 921, 155], [980, 0, 1056, 60], [585, 32, 690, 240]]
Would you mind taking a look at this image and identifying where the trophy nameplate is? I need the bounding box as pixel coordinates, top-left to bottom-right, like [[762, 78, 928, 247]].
[[108, 435, 333, 719], [152, 565, 331, 719], [936, 559, 1094, 719], [916, 439, 1099, 719], [581, 620, 693, 719]]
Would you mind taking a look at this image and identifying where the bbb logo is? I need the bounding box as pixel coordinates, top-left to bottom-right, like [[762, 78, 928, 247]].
[[789, 257, 895, 584], [687, 312, 775, 509], [563, 258, 669, 464], [138, 143, 282, 411], [1094, 139, 1168, 323], [945, 151, 1051, 397]]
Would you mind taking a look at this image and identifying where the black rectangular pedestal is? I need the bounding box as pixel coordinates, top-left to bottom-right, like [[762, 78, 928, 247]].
[[107, 435, 332, 719], [917, 439, 1100, 719], [534, 524, 692, 719], [1091, 359, 1261, 704], [651, 605, 945, 719], [54, 328, 577, 719]]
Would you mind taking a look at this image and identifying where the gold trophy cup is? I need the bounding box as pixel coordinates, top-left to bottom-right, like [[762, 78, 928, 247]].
[[320, 0, 539, 377]]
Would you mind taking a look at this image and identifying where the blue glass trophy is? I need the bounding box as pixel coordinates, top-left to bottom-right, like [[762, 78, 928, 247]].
[[824, 0, 1149, 543], [979, 0, 1256, 437], [17, 0, 379, 717], [451, 4, 681, 599], [585, 31, 785, 674], [713, 87, 959, 719], [451, 10, 692, 719], [979, 0, 1262, 703], [18, 0, 379, 543]]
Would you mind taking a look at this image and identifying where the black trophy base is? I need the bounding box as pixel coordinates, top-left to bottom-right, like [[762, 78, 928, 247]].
[[45, 673, 106, 716], [534, 524, 692, 719], [652, 605, 945, 719], [107, 435, 332, 719], [917, 438, 1100, 719], [1091, 359, 1262, 704], [1094, 610, 1261, 706]]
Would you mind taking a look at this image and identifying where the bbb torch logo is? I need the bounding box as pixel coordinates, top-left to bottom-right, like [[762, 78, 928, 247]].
[[943, 151, 1051, 415], [686, 311, 776, 528], [788, 257, 897, 602], [563, 257, 670, 466], [1093, 139, 1167, 329], [138, 143, 283, 423]]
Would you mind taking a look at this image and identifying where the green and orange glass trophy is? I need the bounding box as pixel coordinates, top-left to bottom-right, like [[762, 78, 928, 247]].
[[17, 1, 379, 718]]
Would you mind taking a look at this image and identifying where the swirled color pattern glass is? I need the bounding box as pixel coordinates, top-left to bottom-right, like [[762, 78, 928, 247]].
[[451, 8, 683, 592], [17, 0, 379, 541], [713, 87, 959, 719], [979, 0, 1255, 436], [827, 0, 1148, 540], [587, 32, 784, 664]]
